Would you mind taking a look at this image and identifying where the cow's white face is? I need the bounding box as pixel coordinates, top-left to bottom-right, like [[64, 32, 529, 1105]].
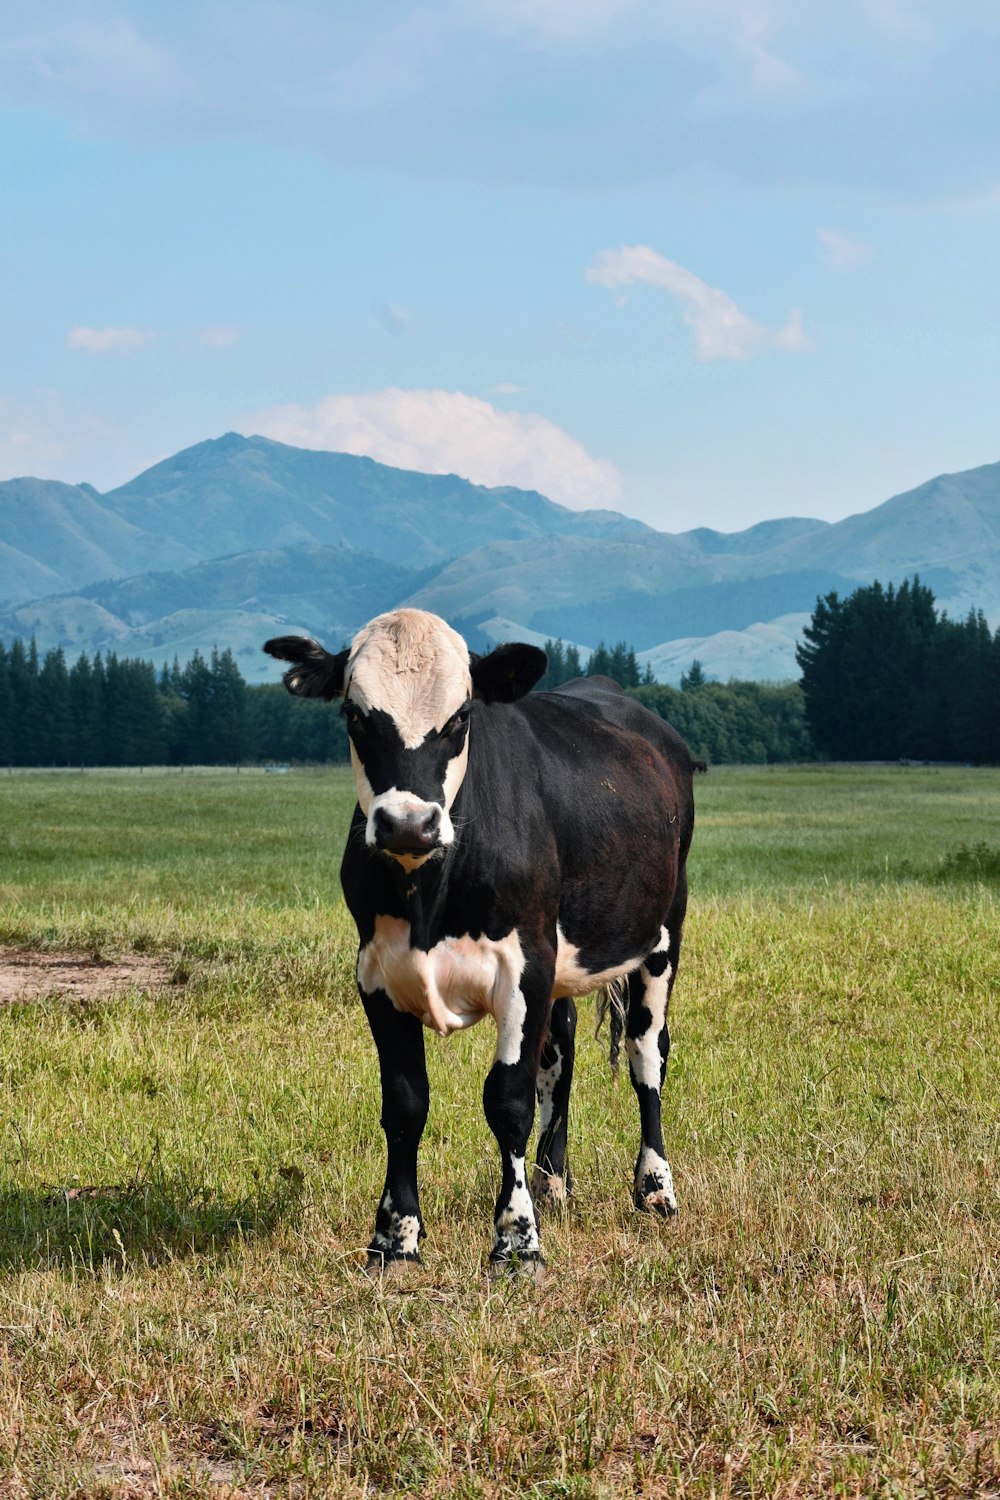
[[344, 611, 473, 866], [264, 610, 548, 870]]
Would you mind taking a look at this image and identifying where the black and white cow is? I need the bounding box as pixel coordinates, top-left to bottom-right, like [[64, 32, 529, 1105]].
[[264, 610, 694, 1275]]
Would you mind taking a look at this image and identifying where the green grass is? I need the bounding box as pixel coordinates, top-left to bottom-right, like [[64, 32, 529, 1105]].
[[0, 765, 998, 1497]]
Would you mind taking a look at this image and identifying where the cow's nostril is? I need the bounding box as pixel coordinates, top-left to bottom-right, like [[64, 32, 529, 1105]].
[[373, 805, 441, 854]]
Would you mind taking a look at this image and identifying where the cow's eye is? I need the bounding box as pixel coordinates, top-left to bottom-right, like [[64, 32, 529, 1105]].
[[343, 701, 366, 736], [442, 704, 471, 738]]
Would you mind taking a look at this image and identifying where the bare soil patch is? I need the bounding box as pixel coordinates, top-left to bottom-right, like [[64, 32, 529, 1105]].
[[0, 946, 175, 1004]]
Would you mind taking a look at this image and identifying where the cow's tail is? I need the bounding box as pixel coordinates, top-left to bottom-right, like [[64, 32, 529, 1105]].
[[595, 977, 628, 1077]]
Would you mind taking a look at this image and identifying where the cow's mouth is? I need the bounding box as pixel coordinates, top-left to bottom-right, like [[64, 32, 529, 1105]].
[[379, 833, 440, 857]]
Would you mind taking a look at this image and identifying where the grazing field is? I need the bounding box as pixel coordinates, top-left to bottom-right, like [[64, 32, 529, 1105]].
[[0, 764, 998, 1498]]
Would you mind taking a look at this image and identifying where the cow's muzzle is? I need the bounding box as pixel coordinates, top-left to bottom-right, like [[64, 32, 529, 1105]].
[[373, 804, 442, 856]]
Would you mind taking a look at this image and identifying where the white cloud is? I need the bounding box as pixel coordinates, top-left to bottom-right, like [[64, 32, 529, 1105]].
[[817, 227, 872, 272], [492, 381, 527, 395], [251, 388, 621, 507], [586, 244, 809, 361], [66, 325, 156, 355], [194, 325, 240, 348]]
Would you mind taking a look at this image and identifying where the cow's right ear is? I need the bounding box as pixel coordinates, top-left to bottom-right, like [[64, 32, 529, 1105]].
[[263, 636, 349, 700], [470, 641, 548, 703]]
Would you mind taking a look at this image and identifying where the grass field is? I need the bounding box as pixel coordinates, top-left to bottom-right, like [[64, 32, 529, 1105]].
[[0, 764, 998, 1498]]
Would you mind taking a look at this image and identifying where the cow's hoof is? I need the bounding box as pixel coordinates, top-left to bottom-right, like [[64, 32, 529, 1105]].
[[634, 1188, 678, 1218], [363, 1249, 422, 1280], [530, 1165, 570, 1211], [487, 1252, 546, 1286]]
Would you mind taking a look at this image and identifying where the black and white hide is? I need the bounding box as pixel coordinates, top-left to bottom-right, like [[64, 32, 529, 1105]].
[[264, 609, 695, 1275]]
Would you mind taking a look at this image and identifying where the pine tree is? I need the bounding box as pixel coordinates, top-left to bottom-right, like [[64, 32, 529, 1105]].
[[208, 647, 248, 762], [587, 642, 612, 678], [680, 660, 706, 692], [125, 659, 167, 764], [34, 648, 72, 764], [180, 651, 213, 764], [537, 640, 566, 690], [69, 653, 104, 765], [0, 644, 12, 764], [8, 639, 39, 765]]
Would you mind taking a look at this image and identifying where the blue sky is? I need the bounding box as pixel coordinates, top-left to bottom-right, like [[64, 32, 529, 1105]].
[[2, 1, 1000, 531]]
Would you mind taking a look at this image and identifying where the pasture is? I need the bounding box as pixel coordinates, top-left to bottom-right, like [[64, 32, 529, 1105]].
[[0, 764, 998, 1498]]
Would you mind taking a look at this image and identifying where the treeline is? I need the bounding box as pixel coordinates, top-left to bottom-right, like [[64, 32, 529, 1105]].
[[539, 638, 653, 689], [0, 633, 812, 767], [797, 578, 1000, 762], [539, 636, 810, 761], [632, 680, 813, 764], [0, 639, 348, 766]]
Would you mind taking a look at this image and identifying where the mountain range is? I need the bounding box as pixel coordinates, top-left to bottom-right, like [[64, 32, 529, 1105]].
[[2, 432, 999, 685]]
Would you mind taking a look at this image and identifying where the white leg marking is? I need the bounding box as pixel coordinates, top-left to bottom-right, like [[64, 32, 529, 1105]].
[[624, 961, 672, 1089], [369, 1190, 421, 1258], [530, 1165, 567, 1205], [533, 1042, 568, 1204], [634, 1145, 677, 1214], [494, 1153, 539, 1258], [535, 1042, 562, 1135]]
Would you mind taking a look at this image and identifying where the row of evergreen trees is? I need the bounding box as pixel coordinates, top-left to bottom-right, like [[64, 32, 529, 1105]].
[[633, 680, 812, 764], [0, 640, 349, 767], [538, 638, 653, 689], [797, 578, 1000, 762], [534, 636, 811, 761], [1, 631, 811, 767]]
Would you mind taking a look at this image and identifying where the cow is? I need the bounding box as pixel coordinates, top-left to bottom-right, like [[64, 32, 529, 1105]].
[[264, 609, 694, 1276]]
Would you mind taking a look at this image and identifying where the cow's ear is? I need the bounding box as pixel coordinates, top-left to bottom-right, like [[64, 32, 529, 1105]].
[[470, 642, 547, 703], [263, 636, 349, 700]]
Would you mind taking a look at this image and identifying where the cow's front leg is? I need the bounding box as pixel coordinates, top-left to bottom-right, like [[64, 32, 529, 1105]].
[[483, 950, 552, 1274], [360, 983, 430, 1271]]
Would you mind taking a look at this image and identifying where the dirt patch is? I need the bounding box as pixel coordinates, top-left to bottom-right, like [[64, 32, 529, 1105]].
[[0, 946, 176, 1004]]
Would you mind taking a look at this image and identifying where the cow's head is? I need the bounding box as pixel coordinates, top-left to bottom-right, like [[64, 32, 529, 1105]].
[[264, 610, 546, 867]]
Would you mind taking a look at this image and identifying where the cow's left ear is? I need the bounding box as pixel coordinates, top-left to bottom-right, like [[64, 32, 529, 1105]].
[[470, 642, 547, 703], [263, 636, 349, 700]]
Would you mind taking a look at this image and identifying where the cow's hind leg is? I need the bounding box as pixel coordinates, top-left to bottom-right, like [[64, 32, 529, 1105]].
[[483, 952, 553, 1275], [360, 983, 430, 1271], [626, 884, 685, 1217], [531, 996, 576, 1209]]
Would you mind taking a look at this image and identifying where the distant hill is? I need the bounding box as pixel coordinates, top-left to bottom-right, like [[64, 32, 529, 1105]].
[[637, 614, 812, 687], [0, 543, 438, 679], [0, 476, 192, 600], [2, 434, 999, 683], [0, 433, 650, 608]]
